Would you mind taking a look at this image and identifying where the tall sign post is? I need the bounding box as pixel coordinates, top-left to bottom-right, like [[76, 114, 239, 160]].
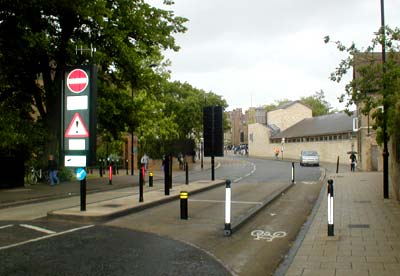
[[62, 66, 97, 211], [203, 106, 224, 181]]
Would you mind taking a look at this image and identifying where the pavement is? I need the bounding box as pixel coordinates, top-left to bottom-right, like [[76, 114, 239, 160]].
[[281, 171, 400, 276], [0, 161, 206, 209], [3, 157, 398, 276]]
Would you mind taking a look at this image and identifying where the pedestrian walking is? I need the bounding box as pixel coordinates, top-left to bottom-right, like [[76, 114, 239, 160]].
[[141, 153, 149, 172], [48, 154, 60, 186], [274, 147, 280, 159], [350, 153, 357, 172]]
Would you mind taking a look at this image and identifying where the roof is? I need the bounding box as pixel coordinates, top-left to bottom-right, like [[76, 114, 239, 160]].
[[272, 100, 310, 111], [271, 112, 356, 139], [267, 124, 280, 136]]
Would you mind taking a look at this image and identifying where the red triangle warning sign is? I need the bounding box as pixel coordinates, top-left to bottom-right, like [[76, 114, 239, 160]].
[[65, 113, 89, 138]]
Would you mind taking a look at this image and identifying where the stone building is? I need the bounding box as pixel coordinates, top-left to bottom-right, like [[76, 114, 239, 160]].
[[248, 101, 357, 164], [353, 53, 383, 172], [226, 108, 247, 147]]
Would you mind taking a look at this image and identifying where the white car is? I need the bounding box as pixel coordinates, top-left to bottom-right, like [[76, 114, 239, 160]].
[[300, 150, 319, 166]]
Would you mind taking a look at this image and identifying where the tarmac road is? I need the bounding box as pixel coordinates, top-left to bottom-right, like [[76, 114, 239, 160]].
[[106, 157, 324, 275], [0, 223, 231, 276], [0, 156, 327, 275]]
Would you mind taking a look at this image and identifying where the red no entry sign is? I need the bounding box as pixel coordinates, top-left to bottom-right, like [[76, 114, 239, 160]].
[[67, 69, 89, 93]]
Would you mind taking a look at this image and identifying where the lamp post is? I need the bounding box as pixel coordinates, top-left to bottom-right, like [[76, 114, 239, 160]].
[[380, 0, 389, 199]]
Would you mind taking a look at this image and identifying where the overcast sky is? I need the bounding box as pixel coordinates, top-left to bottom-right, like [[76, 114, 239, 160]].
[[148, 0, 400, 111]]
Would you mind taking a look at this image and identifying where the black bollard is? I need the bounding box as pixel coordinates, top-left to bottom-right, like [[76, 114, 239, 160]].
[[99, 160, 103, 178], [185, 162, 189, 185], [80, 178, 86, 211], [180, 191, 188, 220], [336, 156, 339, 174], [291, 162, 295, 184], [139, 167, 144, 202], [169, 154, 173, 189], [149, 172, 153, 187], [164, 155, 170, 195]]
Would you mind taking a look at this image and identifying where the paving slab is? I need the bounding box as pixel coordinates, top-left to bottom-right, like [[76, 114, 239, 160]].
[[279, 172, 400, 276]]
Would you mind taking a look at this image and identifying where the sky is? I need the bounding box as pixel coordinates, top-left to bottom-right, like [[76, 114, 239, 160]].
[[148, 0, 400, 111]]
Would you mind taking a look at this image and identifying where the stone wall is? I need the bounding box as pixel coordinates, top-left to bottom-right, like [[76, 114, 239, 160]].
[[249, 123, 357, 165]]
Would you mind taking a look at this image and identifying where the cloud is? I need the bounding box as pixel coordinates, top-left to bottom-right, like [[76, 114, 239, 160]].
[[149, 0, 400, 111]]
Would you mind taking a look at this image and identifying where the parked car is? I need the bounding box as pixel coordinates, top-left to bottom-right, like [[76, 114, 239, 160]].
[[300, 150, 319, 166]]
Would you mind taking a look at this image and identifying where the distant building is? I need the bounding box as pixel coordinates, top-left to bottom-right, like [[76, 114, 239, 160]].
[[226, 108, 247, 147], [248, 101, 357, 163], [353, 53, 383, 172]]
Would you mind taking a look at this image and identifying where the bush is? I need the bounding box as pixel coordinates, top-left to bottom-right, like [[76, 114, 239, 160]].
[[58, 167, 73, 182]]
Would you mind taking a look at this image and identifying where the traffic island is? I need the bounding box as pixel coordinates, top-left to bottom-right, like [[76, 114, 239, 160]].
[[47, 180, 226, 223]]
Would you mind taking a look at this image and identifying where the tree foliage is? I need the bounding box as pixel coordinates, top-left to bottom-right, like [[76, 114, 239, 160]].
[[325, 26, 400, 143], [0, 0, 188, 161], [300, 90, 332, 116], [262, 94, 332, 117]]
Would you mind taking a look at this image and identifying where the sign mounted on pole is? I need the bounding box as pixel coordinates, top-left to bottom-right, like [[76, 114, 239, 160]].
[[67, 69, 89, 93], [65, 113, 89, 138], [62, 66, 97, 168]]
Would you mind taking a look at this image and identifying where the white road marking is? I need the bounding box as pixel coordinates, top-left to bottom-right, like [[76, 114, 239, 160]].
[[251, 230, 287, 241], [0, 224, 13, 229], [189, 199, 262, 205], [233, 162, 256, 183], [0, 225, 95, 251], [19, 224, 56, 234], [301, 181, 317, 185]]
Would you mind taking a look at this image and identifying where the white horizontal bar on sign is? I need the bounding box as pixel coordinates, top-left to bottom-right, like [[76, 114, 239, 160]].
[[68, 78, 88, 84], [68, 139, 86, 150], [67, 95, 88, 110], [65, 155, 86, 167]]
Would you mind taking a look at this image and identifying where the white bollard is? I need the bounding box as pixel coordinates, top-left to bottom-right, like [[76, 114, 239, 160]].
[[224, 179, 232, 236], [327, 179, 334, 236]]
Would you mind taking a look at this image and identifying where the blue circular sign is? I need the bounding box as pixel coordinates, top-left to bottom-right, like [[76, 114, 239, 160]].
[[76, 167, 87, 181]]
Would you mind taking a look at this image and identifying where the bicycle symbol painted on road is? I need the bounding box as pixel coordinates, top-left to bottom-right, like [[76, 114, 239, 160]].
[[251, 230, 287, 241]]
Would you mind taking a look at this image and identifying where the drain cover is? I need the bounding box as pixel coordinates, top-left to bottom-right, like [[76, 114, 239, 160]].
[[102, 204, 122, 208], [348, 224, 370, 228]]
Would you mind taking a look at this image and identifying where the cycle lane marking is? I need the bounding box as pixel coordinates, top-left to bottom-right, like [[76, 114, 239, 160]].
[[19, 224, 56, 234], [251, 230, 287, 241], [0, 224, 94, 251]]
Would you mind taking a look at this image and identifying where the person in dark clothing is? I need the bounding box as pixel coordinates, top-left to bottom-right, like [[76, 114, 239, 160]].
[[48, 154, 60, 185], [350, 153, 357, 172]]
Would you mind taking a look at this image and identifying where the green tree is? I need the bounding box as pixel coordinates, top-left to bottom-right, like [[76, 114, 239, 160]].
[[300, 90, 332, 116], [0, 0, 187, 162], [263, 99, 290, 113], [325, 26, 400, 143]]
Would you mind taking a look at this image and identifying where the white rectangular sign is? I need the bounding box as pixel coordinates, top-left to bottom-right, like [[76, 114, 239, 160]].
[[68, 139, 86, 150], [65, 155, 86, 167], [67, 96, 88, 110]]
